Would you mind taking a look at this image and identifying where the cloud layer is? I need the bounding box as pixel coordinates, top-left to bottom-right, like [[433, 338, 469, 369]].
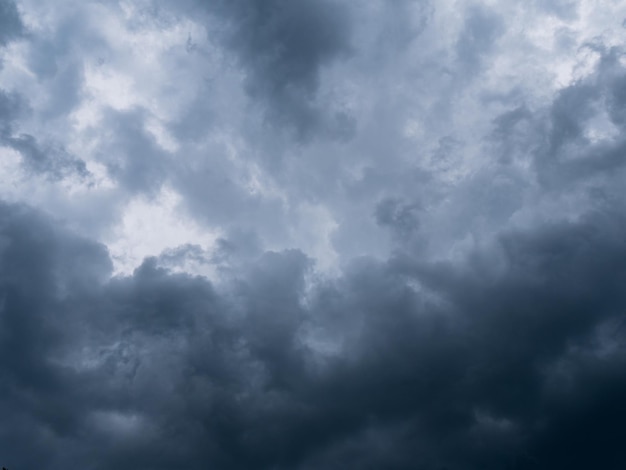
[[1, 0, 626, 468]]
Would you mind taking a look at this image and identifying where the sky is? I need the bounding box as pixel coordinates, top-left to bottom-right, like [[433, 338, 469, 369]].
[[1, 0, 626, 468]]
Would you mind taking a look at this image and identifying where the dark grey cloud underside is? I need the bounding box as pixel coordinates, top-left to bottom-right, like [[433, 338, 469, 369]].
[[1, 189, 625, 470]]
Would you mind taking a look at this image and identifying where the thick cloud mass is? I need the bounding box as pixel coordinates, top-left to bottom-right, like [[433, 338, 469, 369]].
[[2, 191, 626, 469], [1, 0, 626, 468]]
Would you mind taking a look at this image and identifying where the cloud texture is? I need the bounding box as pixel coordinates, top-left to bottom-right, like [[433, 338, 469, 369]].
[[1, 0, 626, 468]]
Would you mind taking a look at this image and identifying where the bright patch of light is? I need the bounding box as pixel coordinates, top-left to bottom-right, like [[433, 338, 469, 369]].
[[105, 186, 222, 276]]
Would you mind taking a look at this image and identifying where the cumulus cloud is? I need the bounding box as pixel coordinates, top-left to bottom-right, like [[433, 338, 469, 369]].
[[1, 0, 626, 469]]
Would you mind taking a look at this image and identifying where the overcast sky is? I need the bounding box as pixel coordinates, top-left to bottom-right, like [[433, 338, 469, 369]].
[[1, 0, 626, 468]]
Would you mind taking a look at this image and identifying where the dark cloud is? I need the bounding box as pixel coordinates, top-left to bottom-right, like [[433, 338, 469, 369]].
[[198, 0, 352, 139], [505, 45, 626, 189], [375, 197, 421, 243], [1, 186, 626, 469], [0, 0, 23, 47], [5, 133, 90, 180]]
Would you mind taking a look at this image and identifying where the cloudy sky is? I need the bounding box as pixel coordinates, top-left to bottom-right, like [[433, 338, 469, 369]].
[[1, 0, 626, 468]]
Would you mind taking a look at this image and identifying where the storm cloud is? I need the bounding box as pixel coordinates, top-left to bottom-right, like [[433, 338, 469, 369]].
[[1, 0, 626, 469]]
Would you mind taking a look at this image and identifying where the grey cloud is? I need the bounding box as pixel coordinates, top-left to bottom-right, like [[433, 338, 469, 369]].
[[97, 108, 169, 195], [0, 202, 111, 469], [5, 133, 89, 180], [375, 197, 421, 243], [0, 6, 95, 182], [527, 46, 626, 188], [23, 10, 108, 119], [602, 47, 626, 129], [0, 89, 23, 133], [0, 0, 23, 47], [479, 44, 626, 202], [0, 91, 89, 180], [196, 0, 352, 139], [157, 243, 211, 269], [2, 184, 626, 469], [370, 0, 432, 53], [489, 105, 535, 164], [455, 5, 503, 76], [535, 0, 579, 21], [168, 145, 292, 245]]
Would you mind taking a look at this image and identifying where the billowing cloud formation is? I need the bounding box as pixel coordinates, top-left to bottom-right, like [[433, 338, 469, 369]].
[[1, 189, 626, 469], [1, 0, 626, 468]]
